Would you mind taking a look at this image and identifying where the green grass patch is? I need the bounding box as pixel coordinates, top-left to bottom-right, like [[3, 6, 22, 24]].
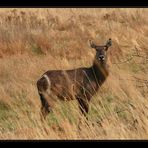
[[46, 101, 78, 127], [31, 43, 44, 55], [0, 101, 18, 133], [89, 93, 115, 122]]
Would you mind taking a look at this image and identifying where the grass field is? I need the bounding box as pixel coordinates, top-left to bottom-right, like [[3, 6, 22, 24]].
[[0, 8, 148, 139]]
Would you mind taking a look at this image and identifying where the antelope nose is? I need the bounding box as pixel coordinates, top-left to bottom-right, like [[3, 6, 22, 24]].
[[99, 55, 105, 61]]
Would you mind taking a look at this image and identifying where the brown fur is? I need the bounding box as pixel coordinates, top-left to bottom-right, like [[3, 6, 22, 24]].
[[37, 39, 112, 119]]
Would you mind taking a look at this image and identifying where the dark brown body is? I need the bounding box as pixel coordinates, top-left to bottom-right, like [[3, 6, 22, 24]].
[[37, 39, 112, 119]]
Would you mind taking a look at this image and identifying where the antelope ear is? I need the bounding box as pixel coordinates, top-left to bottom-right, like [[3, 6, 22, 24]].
[[105, 38, 112, 51], [89, 40, 97, 49]]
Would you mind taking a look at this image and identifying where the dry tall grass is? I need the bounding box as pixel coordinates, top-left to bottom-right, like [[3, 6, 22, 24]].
[[0, 8, 148, 139]]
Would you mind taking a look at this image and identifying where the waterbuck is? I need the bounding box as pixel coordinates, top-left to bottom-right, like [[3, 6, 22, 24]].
[[37, 38, 112, 119]]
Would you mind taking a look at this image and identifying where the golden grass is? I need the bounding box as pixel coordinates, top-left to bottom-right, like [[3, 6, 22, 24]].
[[0, 8, 148, 139]]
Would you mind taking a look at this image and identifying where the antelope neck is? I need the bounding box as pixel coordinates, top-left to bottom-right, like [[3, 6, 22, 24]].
[[92, 59, 109, 84]]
